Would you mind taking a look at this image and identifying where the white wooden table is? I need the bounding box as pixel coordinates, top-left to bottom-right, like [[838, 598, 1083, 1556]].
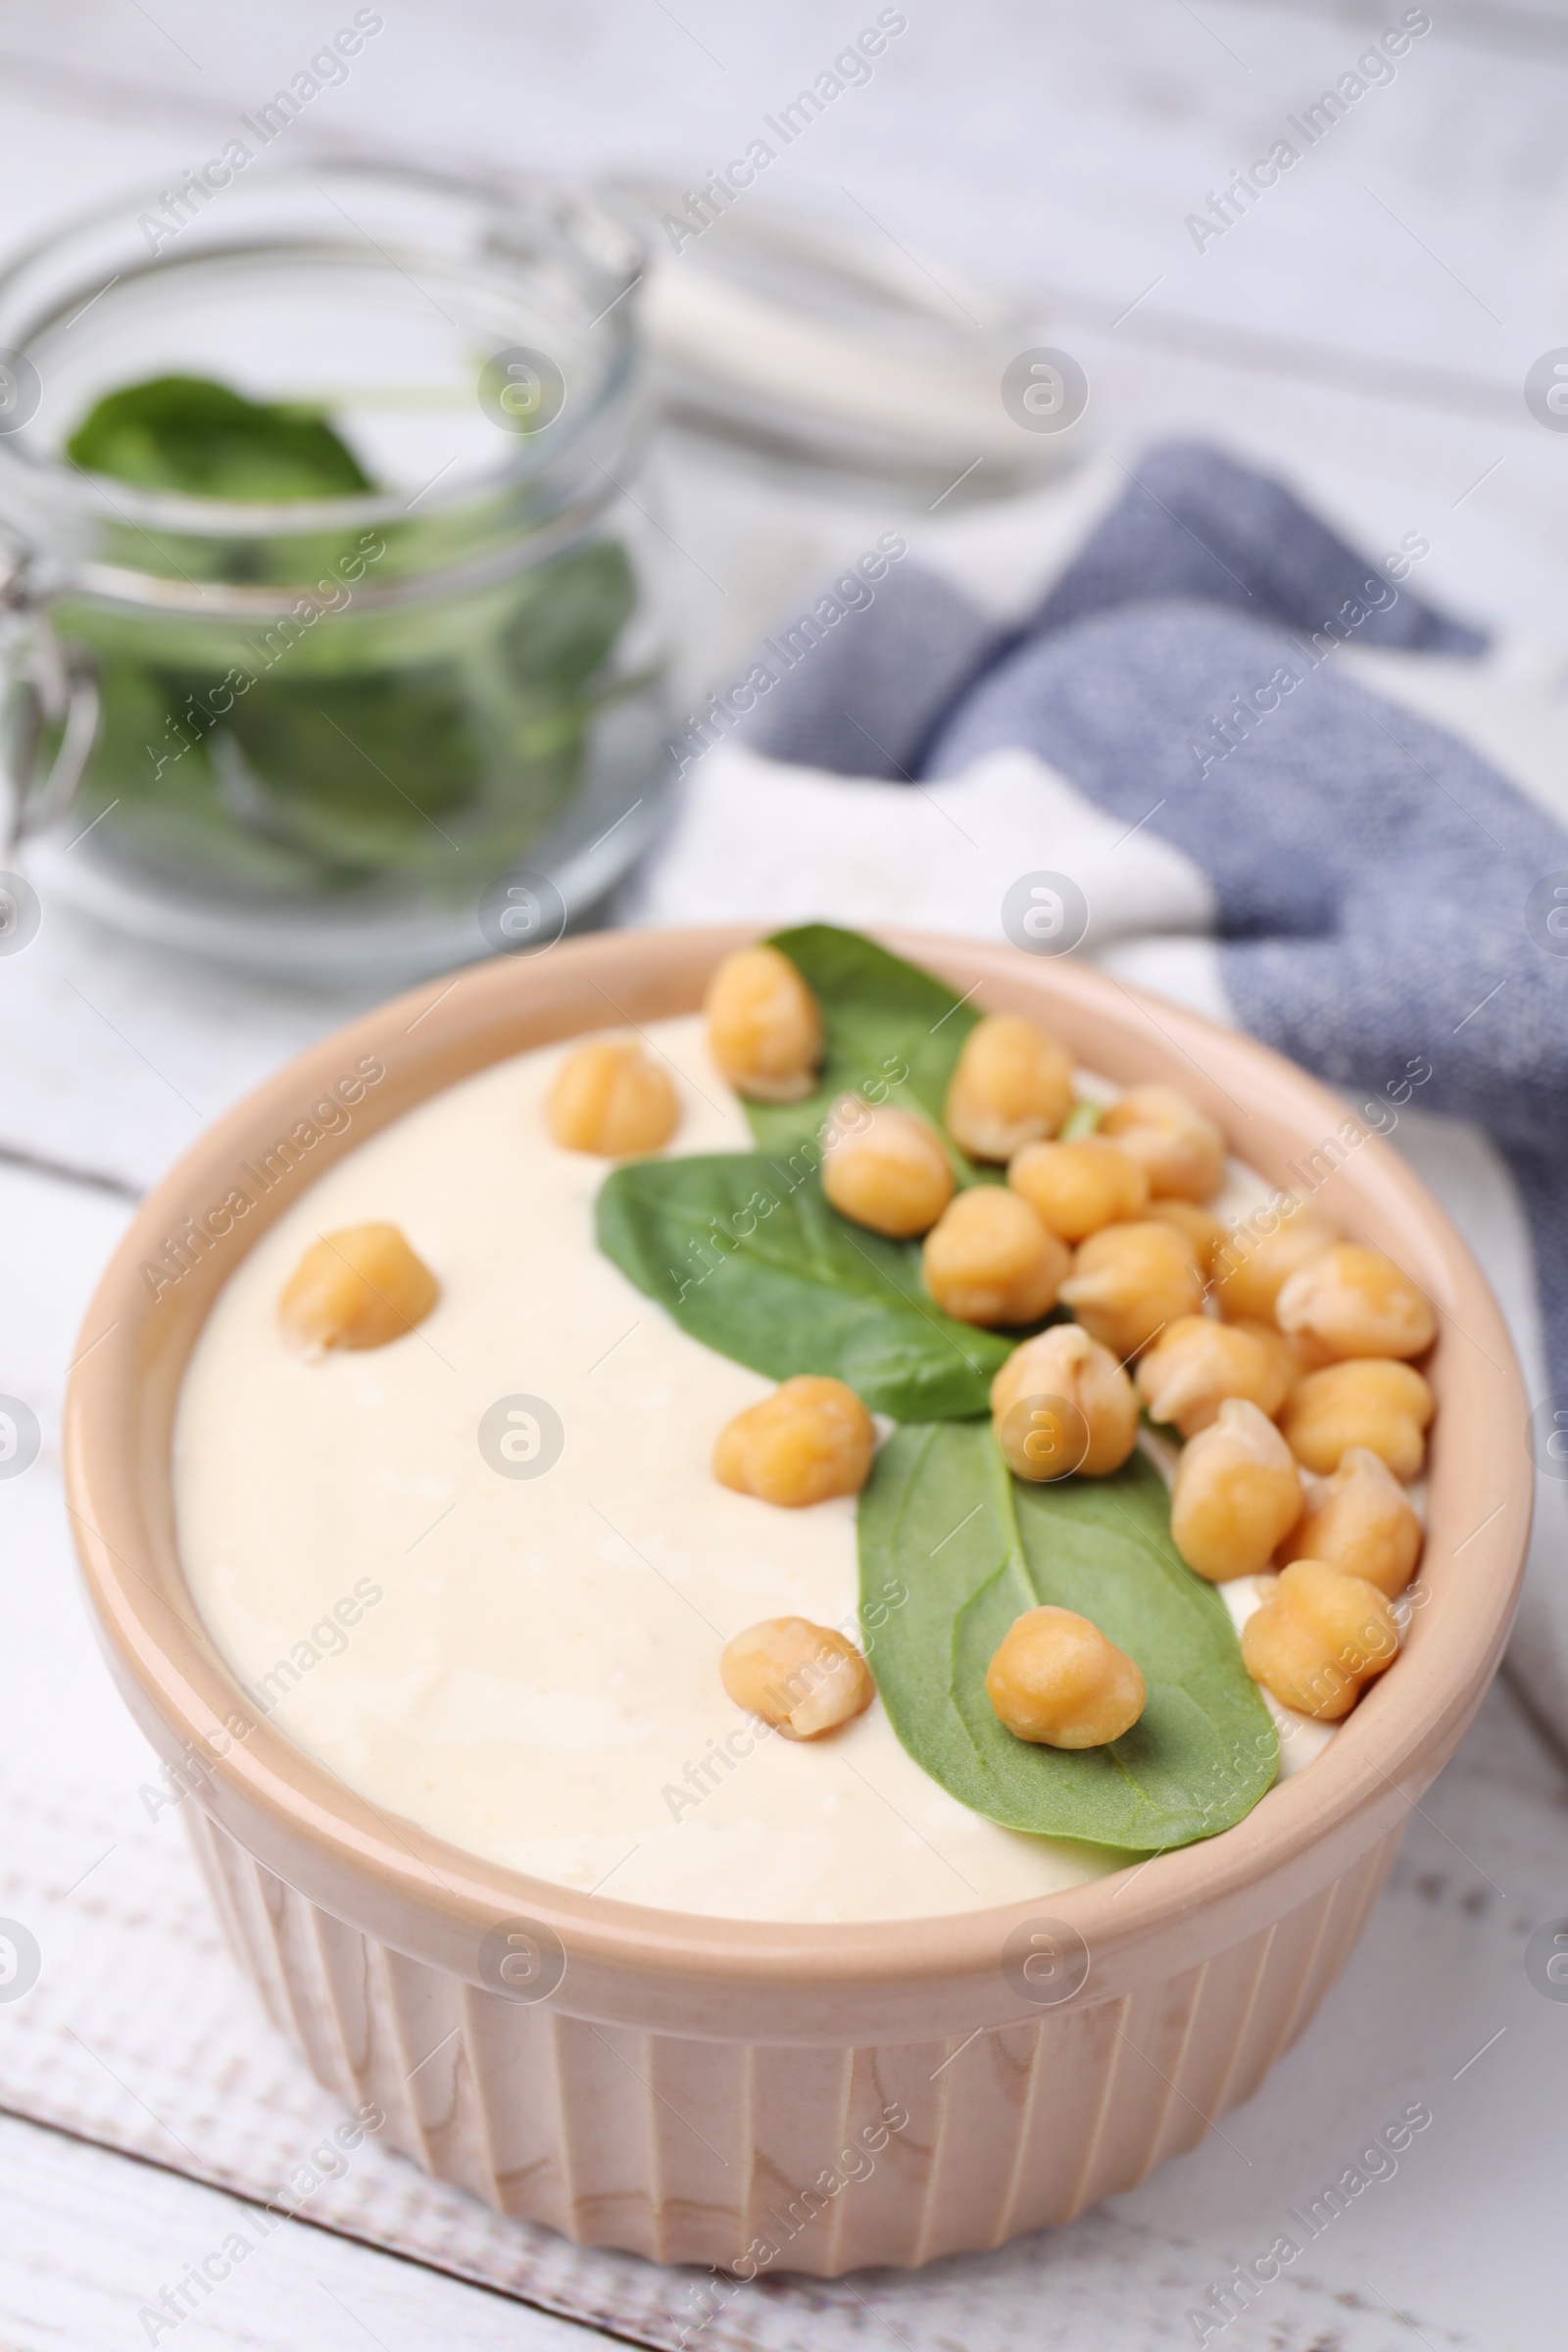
[[1, 5, 1566, 2345]]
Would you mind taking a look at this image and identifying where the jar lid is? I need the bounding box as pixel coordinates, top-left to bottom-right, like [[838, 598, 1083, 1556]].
[[596, 175, 1086, 498]]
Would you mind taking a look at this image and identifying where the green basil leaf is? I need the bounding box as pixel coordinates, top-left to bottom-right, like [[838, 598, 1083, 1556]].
[[596, 1152, 1014, 1420], [744, 923, 995, 1184], [66, 374, 375, 501], [859, 1425, 1277, 1849]]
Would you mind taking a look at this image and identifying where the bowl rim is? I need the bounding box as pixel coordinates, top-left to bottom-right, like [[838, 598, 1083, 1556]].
[[64, 924, 1532, 2026]]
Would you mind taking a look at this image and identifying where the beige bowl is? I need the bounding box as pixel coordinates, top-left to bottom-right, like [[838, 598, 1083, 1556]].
[[65, 928, 1529, 2276]]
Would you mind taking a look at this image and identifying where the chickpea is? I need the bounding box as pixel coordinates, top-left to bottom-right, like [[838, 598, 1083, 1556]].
[[712, 1375, 876, 1508], [1058, 1219, 1203, 1360], [1099, 1084, 1226, 1202], [1211, 1201, 1337, 1324], [705, 944, 823, 1103], [1281, 1358, 1434, 1480], [1241, 1560, 1399, 1721], [720, 1616, 874, 1740], [1170, 1397, 1303, 1581], [943, 1013, 1075, 1162], [921, 1186, 1069, 1327], [991, 1323, 1139, 1478], [1289, 1446, 1423, 1597], [547, 1036, 679, 1156], [1275, 1244, 1436, 1362], [1135, 1315, 1293, 1440], [1233, 1317, 1310, 1406], [821, 1099, 955, 1237], [279, 1223, 439, 1352], [1143, 1199, 1229, 1277], [1007, 1136, 1149, 1243], [985, 1605, 1146, 1747]]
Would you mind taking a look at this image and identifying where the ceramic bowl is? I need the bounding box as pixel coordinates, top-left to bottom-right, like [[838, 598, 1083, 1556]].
[[65, 927, 1529, 2274]]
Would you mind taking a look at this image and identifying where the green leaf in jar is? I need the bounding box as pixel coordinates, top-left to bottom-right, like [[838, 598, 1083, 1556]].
[[595, 1152, 1018, 1421], [53, 362, 656, 905], [65, 374, 375, 501], [500, 540, 639, 689], [218, 664, 487, 865], [858, 1424, 1277, 1849]]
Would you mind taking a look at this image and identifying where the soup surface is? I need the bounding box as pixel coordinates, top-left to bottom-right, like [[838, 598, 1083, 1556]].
[[175, 1014, 1326, 1923]]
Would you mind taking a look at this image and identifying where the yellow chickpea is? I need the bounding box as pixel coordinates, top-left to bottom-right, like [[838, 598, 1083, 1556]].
[[1006, 1136, 1149, 1243], [990, 1322, 1139, 1478], [1274, 1244, 1436, 1362], [1141, 1199, 1228, 1276], [985, 1605, 1146, 1747], [1058, 1219, 1203, 1359], [712, 1376, 876, 1508], [279, 1223, 439, 1352], [1135, 1315, 1294, 1439], [943, 1013, 1075, 1162], [1232, 1317, 1310, 1405], [547, 1036, 679, 1155], [1170, 1397, 1303, 1580], [704, 943, 823, 1102], [1211, 1201, 1337, 1323], [1241, 1560, 1399, 1720], [821, 1098, 955, 1237], [1281, 1357, 1434, 1480], [720, 1616, 874, 1739], [921, 1186, 1069, 1327], [1099, 1083, 1226, 1202], [1288, 1446, 1423, 1597]]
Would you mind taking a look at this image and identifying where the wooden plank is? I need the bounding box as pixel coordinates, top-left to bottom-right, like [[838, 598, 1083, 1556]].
[[0, 0, 1561, 391], [0, 2111, 622, 2352]]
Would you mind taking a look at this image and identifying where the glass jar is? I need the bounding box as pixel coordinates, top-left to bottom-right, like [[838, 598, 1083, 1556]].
[[592, 177, 1086, 723], [0, 162, 672, 981]]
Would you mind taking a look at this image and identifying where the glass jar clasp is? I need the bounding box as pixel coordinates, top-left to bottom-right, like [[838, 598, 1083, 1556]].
[[0, 539, 102, 854]]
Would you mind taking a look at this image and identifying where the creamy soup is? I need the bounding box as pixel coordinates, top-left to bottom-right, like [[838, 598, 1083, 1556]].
[[174, 1015, 1331, 1925]]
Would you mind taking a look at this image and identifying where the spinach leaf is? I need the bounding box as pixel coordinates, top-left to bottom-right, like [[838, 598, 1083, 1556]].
[[66, 374, 374, 501], [596, 1152, 1015, 1420], [858, 1426, 1277, 1849], [501, 540, 638, 689], [744, 924, 994, 1183]]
